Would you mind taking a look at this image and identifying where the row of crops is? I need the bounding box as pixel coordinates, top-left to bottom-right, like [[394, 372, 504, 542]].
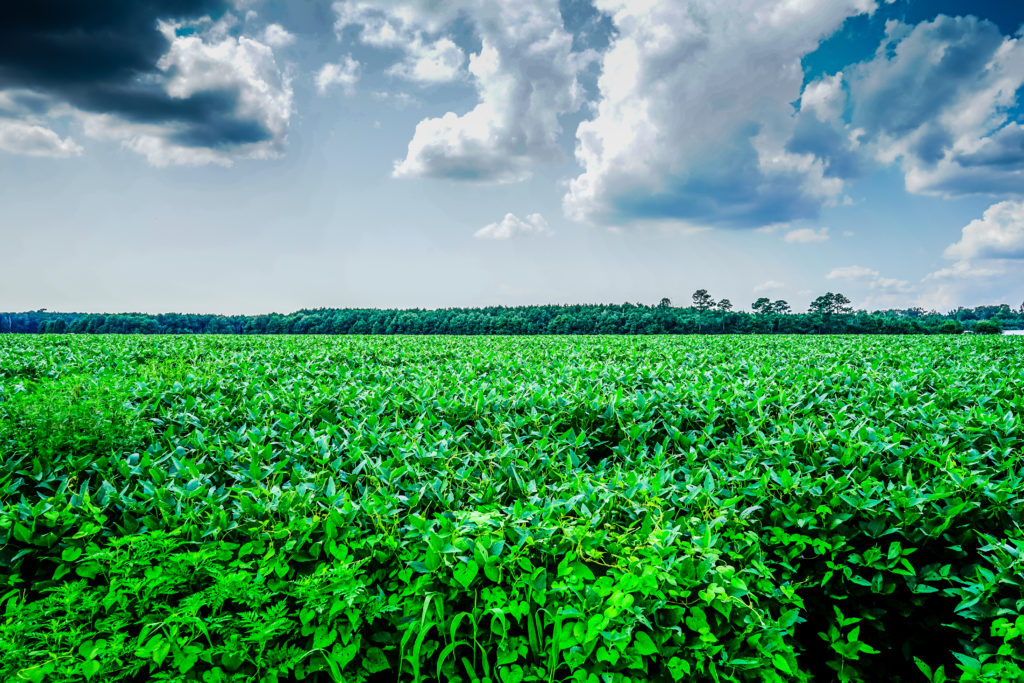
[[1, 335, 1023, 682]]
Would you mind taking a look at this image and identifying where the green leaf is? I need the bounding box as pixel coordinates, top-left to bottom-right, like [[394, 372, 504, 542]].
[[152, 639, 171, 666], [633, 631, 658, 656], [772, 653, 793, 675], [12, 523, 32, 544], [363, 648, 390, 674], [667, 657, 692, 681], [82, 660, 100, 680], [454, 559, 479, 589]]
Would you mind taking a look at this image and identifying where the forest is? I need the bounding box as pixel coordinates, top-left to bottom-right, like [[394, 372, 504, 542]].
[[2, 292, 1022, 336]]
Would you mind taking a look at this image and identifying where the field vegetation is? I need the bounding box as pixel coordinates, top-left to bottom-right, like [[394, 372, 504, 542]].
[[1, 335, 1023, 682]]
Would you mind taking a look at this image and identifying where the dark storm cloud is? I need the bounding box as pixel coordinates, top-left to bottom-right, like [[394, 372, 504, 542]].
[[0, 1, 271, 148]]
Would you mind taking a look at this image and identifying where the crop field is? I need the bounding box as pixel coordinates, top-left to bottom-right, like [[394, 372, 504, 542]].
[[1, 335, 1023, 683]]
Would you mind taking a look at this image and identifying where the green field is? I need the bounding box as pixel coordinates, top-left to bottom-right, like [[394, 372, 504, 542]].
[[2, 335, 1023, 682]]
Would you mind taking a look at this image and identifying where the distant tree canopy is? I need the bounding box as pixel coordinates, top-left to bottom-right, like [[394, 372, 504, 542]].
[[973, 319, 1004, 335], [692, 289, 715, 312], [3, 295, 1022, 335], [809, 292, 854, 316]]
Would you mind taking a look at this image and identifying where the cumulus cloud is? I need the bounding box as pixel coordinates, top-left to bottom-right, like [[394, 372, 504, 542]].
[[787, 73, 868, 181], [944, 199, 1024, 260], [156, 26, 292, 147], [0, 1, 293, 164], [800, 73, 846, 122], [333, 1, 433, 46], [395, 5, 587, 182], [333, 1, 589, 183], [784, 226, 830, 243], [316, 57, 361, 95], [846, 15, 1024, 197], [753, 280, 785, 292], [921, 199, 1024, 307], [557, 7, 1024, 228], [261, 24, 296, 48], [474, 213, 553, 240], [386, 37, 465, 84], [0, 119, 82, 158], [332, 3, 467, 83], [563, 0, 874, 228], [918, 256, 1014, 311]]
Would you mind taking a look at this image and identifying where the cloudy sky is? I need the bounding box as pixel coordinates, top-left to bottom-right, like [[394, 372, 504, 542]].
[[2, 0, 1023, 314]]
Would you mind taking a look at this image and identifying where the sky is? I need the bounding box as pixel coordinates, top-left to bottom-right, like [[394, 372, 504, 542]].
[[1, 0, 1023, 315]]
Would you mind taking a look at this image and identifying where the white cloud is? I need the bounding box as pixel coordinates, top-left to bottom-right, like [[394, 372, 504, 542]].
[[563, 0, 874, 227], [847, 16, 1024, 198], [920, 200, 1023, 307], [333, 1, 588, 182], [333, 1, 436, 47], [828, 264, 911, 293], [334, 5, 464, 83], [0, 119, 82, 158], [918, 258, 1014, 311], [800, 72, 846, 122], [395, 5, 586, 182], [386, 37, 465, 84], [261, 23, 296, 48], [944, 199, 1024, 260], [316, 57, 361, 95], [753, 280, 785, 292], [828, 265, 879, 280], [925, 260, 1006, 281], [76, 113, 226, 167], [872, 276, 912, 293], [474, 212, 553, 240], [158, 29, 292, 138], [784, 226, 830, 243]]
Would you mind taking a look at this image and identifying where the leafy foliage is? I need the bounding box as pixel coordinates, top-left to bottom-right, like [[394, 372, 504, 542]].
[[5, 299, 1024, 335], [1, 335, 1023, 682]]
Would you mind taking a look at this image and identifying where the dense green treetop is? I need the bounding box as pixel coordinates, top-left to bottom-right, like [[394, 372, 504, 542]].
[[2, 292, 1022, 335]]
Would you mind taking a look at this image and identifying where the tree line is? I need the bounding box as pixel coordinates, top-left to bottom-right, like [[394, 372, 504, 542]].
[[2, 292, 1021, 336]]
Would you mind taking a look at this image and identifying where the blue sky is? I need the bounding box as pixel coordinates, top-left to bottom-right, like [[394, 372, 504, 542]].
[[1, 0, 1022, 314]]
